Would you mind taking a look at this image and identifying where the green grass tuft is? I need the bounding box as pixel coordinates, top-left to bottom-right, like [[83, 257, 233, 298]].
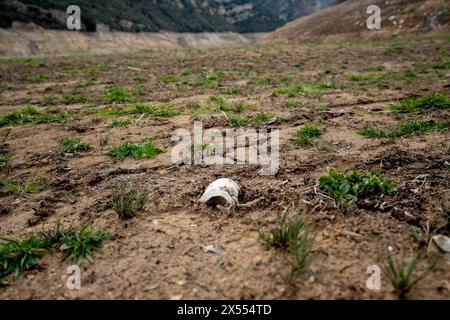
[[100, 102, 180, 117], [26, 74, 49, 82], [61, 222, 110, 265], [284, 100, 302, 108], [59, 138, 90, 153], [0, 154, 7, 166], [111, 182, 147, 219], [0, 107, 72, 128], [359, 120, 449, 139], [105, 86, 133, 103], [0, 235, 49, 281], [383, 250, 434, 299], [0, 176, 46, 195], [106, 138, 164, 160], [111, 119, 132, 127], [228, 115, 247, 127], [390, 94, 450, 113], [260, 207, 317, 284], [294, 122, 323, 147], [272, 82, 335, 97], [251, 112, 274, 125]]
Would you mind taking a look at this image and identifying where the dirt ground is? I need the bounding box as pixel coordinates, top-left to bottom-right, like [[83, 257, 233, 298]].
[[0, 34, 449, 299]]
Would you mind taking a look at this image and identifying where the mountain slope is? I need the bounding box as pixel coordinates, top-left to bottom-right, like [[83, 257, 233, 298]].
[[0, 0, 336, 33], [263, 0, 450, 42]]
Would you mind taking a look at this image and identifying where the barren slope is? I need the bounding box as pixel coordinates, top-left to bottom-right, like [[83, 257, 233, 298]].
[[262, 0, 450, 42]]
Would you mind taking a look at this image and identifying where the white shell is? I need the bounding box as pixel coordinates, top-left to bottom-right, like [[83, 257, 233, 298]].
[[200, 178, 240, 208], [432, 235, 450, 253]]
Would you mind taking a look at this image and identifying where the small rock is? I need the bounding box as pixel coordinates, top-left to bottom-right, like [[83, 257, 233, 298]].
[[433, 235, 450, 253], [143, 284, 160, 292], [202, 245, 228, 256]]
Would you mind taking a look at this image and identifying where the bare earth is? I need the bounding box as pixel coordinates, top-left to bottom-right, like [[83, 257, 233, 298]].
[[0, 34, 449, 299]]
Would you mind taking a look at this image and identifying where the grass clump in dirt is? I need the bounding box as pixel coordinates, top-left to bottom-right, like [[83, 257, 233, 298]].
[[0, 235, 49, 281], [0, 154, 7, 166], [104, 86, 133, 103], [260, 207, 307, 249], [260, 207, 317, 284], [111, 119, 132, 127], [319, 169, 396, 203], [0, 176, 46, 195], [228, 115, 247, 127], [59, 137, 90, 153], [286, 229, 317, 284], [390, 94, 450, 113], [100, 102, 180, 117], [26, 74, 49, 82], [272, 82, 336, 97], [293, 122, 323, 147], [60, 222, 110, 265], [111, 182, 147, 219], [436, 201, 450, 222], [106, 138, 164, 160], [284, 100, 302, 108], [0, 107, 72, 128], [251, 112, 274, 125], [208, 95, 251, 114], [223, 87, 240, 95], [383, 250, 434, 299], [73, 77, 97, 88], [359, 120, 449, 139], [36, 222, 76, 249]]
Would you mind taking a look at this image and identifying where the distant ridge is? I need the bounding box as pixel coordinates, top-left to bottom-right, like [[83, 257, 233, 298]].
[[262, 0, 450, 42], [0, 0, 336, 33]]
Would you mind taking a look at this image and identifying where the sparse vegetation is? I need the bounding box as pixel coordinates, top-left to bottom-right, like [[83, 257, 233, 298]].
[[319, 169, 396, 203], [111, 119, 132, 127], [111, 182, 147, 219], [272, 82, 335, 97], [260, 207, 306, 249], [294, 122, 323, 147], [100, 102, 180, 117], [0, 176, 46, 195], [390, 94, 450, 113], [260, 208, 317, 284], [360, 120, 449, 139], [26, 74, 49, 82], [251, 112, 274, 125], [208, 95, 251, 114], [0, 107, 72, 128], [59, 137, 90, 153], [284, 100, 302, 108], [436, 201, 450, 222], [383, 250, 434, 299], [106, 138, 164, 160], [0, 154, 7, 166], [60, 222, 110, 265], [105, 86, 133, 103], [74, 77, 97, 88], [223, 87, 240, 95], [228, 115, 247, 127], [0, 235, 48, 281]]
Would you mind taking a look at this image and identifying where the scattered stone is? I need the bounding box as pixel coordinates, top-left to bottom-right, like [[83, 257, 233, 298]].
[[202, 245, 228, 256], [143, 284, 160, 292], [433, 235, 450, 253]]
